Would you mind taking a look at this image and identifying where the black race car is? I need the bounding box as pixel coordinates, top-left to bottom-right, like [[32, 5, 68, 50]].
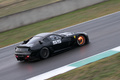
[[15, 32, 89, 61]]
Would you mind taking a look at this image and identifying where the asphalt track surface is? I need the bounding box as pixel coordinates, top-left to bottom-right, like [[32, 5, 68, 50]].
[[0, 11, 120, 80]]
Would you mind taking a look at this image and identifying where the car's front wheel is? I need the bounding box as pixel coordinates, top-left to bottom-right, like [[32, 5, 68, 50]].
[[39, 47, 50, 59], [77, 35, 86, 46]]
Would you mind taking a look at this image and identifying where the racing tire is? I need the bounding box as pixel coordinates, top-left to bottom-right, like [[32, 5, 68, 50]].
[[40, 47, 50, 59], [77, 35, 86, 46]]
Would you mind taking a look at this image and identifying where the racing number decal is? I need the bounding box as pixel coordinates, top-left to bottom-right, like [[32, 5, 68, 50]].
[[52, 40, 61, 45]]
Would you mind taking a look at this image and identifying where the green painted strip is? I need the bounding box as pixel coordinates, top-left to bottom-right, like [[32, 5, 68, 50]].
[[69, 50, 119, 68]]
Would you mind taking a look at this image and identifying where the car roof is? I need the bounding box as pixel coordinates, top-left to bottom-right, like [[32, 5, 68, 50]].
[[35, 33, 53, 38]]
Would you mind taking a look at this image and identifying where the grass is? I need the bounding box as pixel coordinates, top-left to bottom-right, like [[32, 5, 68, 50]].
[[0, 0, 61, 18], [0, 0, 120, 48], [48, 53, 120, 80]]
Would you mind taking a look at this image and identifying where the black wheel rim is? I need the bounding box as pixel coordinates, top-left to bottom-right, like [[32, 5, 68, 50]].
[[40, 48, 49, 59]]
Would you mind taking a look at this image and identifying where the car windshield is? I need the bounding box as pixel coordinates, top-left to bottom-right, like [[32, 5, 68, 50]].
[[26, 36, 43, 44]]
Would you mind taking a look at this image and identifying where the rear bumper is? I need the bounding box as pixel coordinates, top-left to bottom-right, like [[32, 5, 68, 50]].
[[15, 54, 31, 61]]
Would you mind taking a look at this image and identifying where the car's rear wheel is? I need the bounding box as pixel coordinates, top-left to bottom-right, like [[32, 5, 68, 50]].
[[77, 35, 86, 46], [40, 47, 50, 59]]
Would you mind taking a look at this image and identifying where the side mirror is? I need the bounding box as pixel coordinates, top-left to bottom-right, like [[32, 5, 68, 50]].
[[39, 41, 43, 44]]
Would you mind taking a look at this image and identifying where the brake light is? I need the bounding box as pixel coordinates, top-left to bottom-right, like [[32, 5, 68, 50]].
[[27, 55, 29, 58], [25, 55, 30, 59], [15, 55, 18, 58]]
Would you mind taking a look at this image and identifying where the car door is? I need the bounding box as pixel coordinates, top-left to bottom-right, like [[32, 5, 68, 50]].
[[61, 36, 71, 48], [48, 35, 62, 51], [49, 34, 71, 51]]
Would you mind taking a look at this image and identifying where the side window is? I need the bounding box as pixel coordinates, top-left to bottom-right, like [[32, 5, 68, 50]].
[[49, 35, 62, 41], [55, 35, 62, 40], [49, 35, 55, 41]]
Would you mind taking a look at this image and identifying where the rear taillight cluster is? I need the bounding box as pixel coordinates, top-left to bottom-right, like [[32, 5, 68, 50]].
[[15, 55, 30, 60]]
